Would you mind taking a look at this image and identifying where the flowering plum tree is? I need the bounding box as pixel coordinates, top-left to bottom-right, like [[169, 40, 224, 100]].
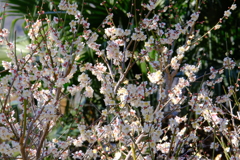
[[0, 0, 239, 159]]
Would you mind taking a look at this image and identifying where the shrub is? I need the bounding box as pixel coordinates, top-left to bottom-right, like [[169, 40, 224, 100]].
[[0, 0, 239, 159]]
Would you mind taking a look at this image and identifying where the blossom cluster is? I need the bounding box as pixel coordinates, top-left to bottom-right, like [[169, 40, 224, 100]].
[[0, 0, 239, 160]]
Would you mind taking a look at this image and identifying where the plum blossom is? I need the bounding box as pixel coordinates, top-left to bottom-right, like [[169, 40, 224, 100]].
[[190, 12, 199, 21], [157, 142, 171, 154], [84, 86, 94, 98], [131, 31, 147, 41], [224, 10, 231, 17], [0, 28, 10, 37], [148, 70, 164, 84], [53, 17, 59, 24], [230, 4, 237, 10], [141, 0, 156, 11], [223, 57, 235, 69], [72, 150, 84, 159]]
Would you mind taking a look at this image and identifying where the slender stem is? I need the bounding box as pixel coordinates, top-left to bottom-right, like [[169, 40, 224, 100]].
[[14, 30, 19, 71], [212, 126, 216, 159], [131, 143, 136, 160], [24, 100, 51, 147], [19, 99, 28, 160], [125, 134, 146, 160], [36, 122, 50, 160], [167, 128, 177, 160]]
